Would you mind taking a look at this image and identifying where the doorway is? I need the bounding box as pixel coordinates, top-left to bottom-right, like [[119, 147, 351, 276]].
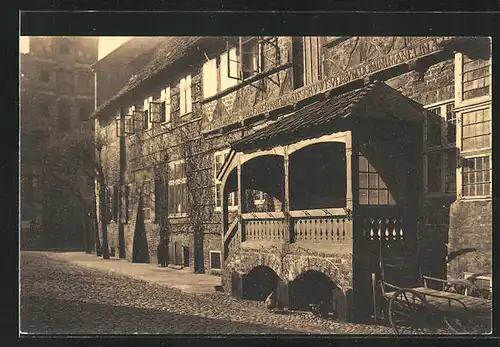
[[183, 246, 190, 267]]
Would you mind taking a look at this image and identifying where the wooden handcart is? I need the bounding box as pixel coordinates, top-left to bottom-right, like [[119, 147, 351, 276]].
[[372, 273, 491, 334]]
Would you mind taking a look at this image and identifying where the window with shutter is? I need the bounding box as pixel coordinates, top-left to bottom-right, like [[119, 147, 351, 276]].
[[203, 58, 218, 99], [213, 150, 238, 211], [168, 160, 187, 216]]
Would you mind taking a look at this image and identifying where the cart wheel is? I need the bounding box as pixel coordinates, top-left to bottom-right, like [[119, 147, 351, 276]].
[[442, 299, 477, 334], [388, 289, 443, 334]]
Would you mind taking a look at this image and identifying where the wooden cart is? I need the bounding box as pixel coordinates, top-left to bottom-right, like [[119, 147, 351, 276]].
[[372, 273, 491, 334]]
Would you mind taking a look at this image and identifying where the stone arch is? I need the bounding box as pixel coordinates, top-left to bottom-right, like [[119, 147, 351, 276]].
[[243, 265, 281, 301], [289, 270, 338, 312], [286, 256, 351, 319], [236, 250, 283, 279]]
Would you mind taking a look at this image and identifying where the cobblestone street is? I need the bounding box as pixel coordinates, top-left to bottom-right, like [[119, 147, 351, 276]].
[[20, 251, 396, 335]]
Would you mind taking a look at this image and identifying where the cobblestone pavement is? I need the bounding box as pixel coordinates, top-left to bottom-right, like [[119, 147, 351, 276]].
[[19, 251, 424, 335]]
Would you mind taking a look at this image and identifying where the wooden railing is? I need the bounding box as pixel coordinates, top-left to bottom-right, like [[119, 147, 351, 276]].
[[359, 216, 406, 242], [293, 216, 352, 244], [241, 212, 286, 242], [223, 217, 240, 261], [240, 209, 352, 244]]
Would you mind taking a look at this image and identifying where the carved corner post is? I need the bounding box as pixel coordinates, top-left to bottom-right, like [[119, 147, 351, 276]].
[[348, 129, 361, 319], [237, 155, 246, 243], [283, 148, 292, 243], [221, 176, 229, 264], [118, 107, 126, 259]]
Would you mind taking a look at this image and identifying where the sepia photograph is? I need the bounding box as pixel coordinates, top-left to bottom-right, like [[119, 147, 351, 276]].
[[19, 33, 492, 335]]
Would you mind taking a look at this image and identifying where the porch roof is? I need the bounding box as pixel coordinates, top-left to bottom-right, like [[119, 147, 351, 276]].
[[231, 81, 424, 153]]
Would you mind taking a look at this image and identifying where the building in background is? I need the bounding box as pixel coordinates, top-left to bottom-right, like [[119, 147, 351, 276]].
[[91, 36, 491, 321], [20, 36, 98, 249]]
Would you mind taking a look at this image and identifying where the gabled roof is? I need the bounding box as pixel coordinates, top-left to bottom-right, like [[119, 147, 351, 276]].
[[91, 36, 204, 119], [90, 37, 161, 70], [231, 81, 424, 152]]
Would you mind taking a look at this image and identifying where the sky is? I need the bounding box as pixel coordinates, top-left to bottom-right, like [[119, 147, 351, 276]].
[[19, 36, 131, 60]]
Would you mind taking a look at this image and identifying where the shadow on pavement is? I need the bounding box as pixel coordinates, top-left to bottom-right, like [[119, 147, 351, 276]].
[[20, 295, 300, 335]]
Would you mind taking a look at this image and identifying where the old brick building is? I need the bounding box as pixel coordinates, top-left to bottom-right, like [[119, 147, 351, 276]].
[[92, 36, 491, 320], [20, 36, 98, 249]]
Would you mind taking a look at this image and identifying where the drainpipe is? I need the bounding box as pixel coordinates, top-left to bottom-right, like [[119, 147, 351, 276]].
[[118, 107, 126, 259]]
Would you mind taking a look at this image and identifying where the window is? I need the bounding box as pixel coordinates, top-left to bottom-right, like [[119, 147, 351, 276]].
[[162, 87, 171, 123], [358, 154, 395, 205], [79, 71, 92, 89], [210, 250, 221, 270], [203, 57, 218, 98], [39, 69, 50, 83], [202, 47, 239, 99], [214, 151, 238, 210], [462, 156, 491, 197], [423, 101, 457, 196], [179, 75, 192, 116], [254, 190, 265, 205], [303, 37, 323, 85], [125, 106, 136, 134], [168, 161, 187, 216], [445, 150, 457, 194], [461, 108, 491, 152], [241, 38, 262, 79], [56, 69, 74, 93], [143, 97, 153, 130], [462, 55, 491, 101], [57, 100, 70, 130], [426, 107, 442, 147], [446, 103, 457, 144], [292, 37, 305, 89]]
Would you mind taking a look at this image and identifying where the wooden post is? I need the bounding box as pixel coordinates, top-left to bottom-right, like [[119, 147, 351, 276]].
[[237, 156, 244, 242], [221, 177, 229, 262], [283, 149, 291, 243]]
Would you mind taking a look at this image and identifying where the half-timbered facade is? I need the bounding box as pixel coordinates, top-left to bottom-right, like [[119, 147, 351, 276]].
[[92, 36, 492, 321]]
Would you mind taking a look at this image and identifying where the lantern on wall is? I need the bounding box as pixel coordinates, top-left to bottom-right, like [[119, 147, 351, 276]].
[[115, 113, 125, 138], [124, 113, 135, 135]]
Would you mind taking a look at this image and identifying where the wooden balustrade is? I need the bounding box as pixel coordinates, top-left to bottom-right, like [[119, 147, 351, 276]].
[[240, 209, 352, 244], [293, 216, 352, 244], [359, 216, 406, 242], [244, 218, 286, 241]]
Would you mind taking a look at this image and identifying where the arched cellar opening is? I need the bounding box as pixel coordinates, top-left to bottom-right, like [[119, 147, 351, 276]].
[[289, 270, 338, 312], [243, 265, 281, 301], [289, 142, 346, 210]]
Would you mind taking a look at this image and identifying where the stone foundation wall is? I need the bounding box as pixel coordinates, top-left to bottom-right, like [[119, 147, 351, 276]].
[[447, 200, 492, 279]]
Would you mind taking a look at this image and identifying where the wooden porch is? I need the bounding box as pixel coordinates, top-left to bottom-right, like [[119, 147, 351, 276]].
[[219, 81, 425, 318]]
